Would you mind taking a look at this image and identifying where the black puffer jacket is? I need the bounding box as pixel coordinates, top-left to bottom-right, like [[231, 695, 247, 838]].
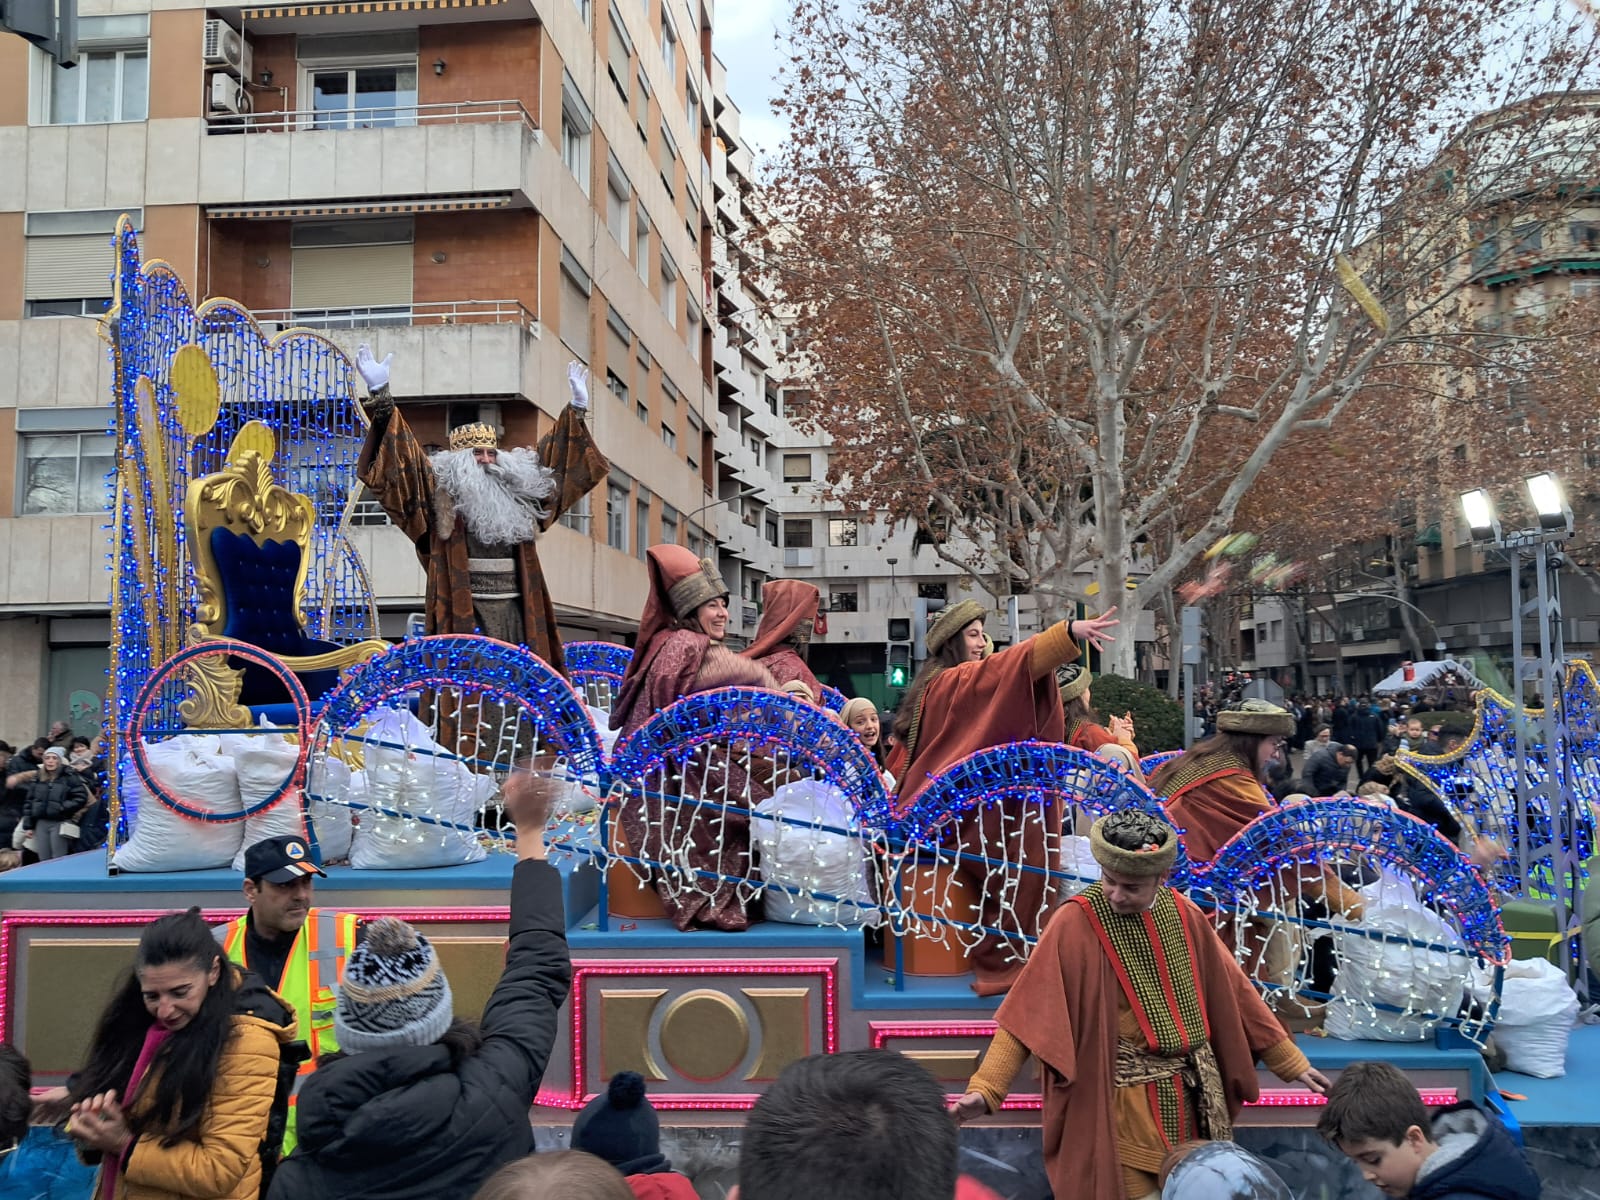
[[267, 860, 571, 1200], [23, 769, 91, 824]]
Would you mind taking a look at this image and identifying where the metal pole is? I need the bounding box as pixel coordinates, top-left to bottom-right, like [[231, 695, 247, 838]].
[[1510, 543, 1530, 896], [1532, 539, 1573, 925], [1182, 663, 1195, 749]]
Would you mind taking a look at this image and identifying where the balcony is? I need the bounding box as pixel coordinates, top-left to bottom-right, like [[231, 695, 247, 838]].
[[261, 304, 542, 398], [251, 298, 538, 334], [197, 101, 541, 210]]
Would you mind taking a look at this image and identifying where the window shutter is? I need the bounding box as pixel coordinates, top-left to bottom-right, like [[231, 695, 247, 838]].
[[607, 15, 631, 97], [25, 235, 116, 298], [290, 243, 413, 310]]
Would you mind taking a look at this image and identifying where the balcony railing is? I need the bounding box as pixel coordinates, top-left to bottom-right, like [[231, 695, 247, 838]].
[[251, 299, 540, 334], [208, 100, 538, 135]]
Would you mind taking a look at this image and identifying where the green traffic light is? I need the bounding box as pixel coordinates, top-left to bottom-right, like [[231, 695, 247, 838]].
[[889, 665, 908, 686]]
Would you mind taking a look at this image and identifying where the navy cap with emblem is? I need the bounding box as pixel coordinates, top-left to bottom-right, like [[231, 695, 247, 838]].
[[243, 834, 328, 884]]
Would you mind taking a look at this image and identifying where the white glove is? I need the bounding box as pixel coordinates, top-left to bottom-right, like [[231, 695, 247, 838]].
[[567, 361, 590, 411], [356, 344, 392, 392]]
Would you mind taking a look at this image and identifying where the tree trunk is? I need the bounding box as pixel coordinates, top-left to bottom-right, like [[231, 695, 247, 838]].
[[1391, 549, 1427, 661]]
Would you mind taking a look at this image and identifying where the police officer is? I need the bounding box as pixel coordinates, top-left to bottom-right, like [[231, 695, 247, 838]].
[[216, 835, 360, 1156]]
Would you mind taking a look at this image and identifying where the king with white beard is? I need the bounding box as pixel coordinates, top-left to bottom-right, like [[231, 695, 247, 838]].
[[355, 346, 608, 678]]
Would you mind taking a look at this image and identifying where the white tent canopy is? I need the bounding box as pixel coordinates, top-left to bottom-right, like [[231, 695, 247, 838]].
[[1371, 659, 1483, 696]]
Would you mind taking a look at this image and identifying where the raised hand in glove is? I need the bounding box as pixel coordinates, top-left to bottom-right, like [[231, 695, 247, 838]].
[[567, 361, 590, 411], [356, 344, 392, 393]]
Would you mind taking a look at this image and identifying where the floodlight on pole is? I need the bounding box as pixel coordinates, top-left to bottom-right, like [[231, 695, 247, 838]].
[[1524, 471, 1572, 533], [1459, 488, 1500, 543]]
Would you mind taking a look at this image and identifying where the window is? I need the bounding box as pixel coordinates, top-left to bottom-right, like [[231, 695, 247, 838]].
[[560, 72, 594, 194], [635, 489, 651, 560], [635, 212, 650, 284], [782, 519, 814, 549], [607, 479, 630, 551], [607, 6, 632, 100], [660, 253, 678, 326], [310, 64, 417, 128], [828, 518, 858, 547], [660, 11, 677, 81], [661, 423, 676, 450], [288, 217, 413, 326], [605, 370, 628, 403], [1574, 279, 1600, 299], [559, 491, 591, 533], [558, 250, 591, 358], [24, 210, 139, 314], [830, 589, 859, 613], [688, 522, 707, 557], [659, 122, 678, 196], [686, 301, 702, 362], [686, 85, 699, 134], [782, 453, 812, 482], [48, 16, 148, 125], [26, 298, 110, 317], [636, 399, 649, 423], [917, 582, 948, 602], [606, 158, 631, 252], [661, 504, 680, 546], [1513, 222, 1543, 254], [765, 517, 778, 546], [572, 0, 592, 24], [19, 431, 116, 515], [1571, 221, 1600, 252], [635, 66, 651, 142]]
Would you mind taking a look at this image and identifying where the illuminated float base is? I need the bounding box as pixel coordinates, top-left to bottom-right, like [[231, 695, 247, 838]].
[[0, 855, 1497, 1133]]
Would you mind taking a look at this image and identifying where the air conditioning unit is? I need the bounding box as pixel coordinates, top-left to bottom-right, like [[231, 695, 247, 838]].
[[209, 73, 250, 116], [202, 19, 252, 79]]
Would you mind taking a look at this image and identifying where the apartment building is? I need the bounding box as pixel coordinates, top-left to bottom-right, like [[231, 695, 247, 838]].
[[0, 0, 790, 734]]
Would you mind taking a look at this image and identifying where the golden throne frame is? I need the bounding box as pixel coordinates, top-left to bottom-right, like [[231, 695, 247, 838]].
[[182, 443, 389, 728]]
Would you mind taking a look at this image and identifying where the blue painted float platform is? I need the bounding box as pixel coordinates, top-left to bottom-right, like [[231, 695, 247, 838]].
[[0, 852, 1591, 1131]]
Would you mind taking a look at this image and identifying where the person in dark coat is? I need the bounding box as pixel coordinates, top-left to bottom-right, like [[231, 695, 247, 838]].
[[267, 758, 571, 1200], [21, 747, 92, 861], [1302, 743, 1355, 797], [1318, 1061, 1540, 1200], [1347, 704, 1384, 774]]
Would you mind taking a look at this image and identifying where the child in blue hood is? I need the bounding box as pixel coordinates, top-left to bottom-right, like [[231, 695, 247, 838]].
[[1318, 1061, 1540, 1199]]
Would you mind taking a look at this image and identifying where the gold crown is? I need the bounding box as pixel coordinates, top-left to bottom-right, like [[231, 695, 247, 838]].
[[448, 422, 499, 451]]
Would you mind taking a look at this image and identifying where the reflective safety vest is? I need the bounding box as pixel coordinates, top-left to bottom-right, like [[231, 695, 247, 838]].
[[218, 908, 359, 1156]]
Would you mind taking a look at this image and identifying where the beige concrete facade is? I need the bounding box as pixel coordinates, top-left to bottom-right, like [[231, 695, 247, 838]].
[[0, 0, 778, 730]]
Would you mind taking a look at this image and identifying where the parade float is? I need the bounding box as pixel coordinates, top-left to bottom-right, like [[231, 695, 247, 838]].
[[2, 221, 1591, 1144]]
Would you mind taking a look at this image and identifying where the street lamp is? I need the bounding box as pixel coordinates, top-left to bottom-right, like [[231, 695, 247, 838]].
[[1458, 471, 1577, 927], [1459, 488, 1501, 542], [1525, 471, 1572, 533]]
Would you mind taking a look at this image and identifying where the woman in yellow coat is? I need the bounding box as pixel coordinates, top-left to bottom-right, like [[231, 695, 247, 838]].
[[65, 907, 295, 1200]]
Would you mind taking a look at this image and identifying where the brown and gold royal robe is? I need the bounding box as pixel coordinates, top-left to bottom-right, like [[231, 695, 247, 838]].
[[357, 398, 607, 677]]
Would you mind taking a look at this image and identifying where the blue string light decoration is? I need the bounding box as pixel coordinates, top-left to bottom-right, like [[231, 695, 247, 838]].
[[312, 635, 606, 785], [1395, 668, 1596, 898], [892, 739, 1177, 858], [609, 687, 887, 812], [565, 640, 632, 710], [821, 685, 848, 714], [126, 641, 311, 821], [1140, 748, 1183, 777], [102, 219, 378, 861], [1196, 797, 1509, 966]]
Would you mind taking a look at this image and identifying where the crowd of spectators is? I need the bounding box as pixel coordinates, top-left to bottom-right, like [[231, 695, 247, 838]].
[[0, 721, 110, 870]]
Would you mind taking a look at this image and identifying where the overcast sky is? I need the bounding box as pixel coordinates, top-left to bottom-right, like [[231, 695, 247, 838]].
[[713, 0, 790, 164]]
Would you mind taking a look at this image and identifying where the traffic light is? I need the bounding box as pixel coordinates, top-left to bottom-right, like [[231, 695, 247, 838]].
[[2, 0, 78, 66], [887, 617, 911, 687]]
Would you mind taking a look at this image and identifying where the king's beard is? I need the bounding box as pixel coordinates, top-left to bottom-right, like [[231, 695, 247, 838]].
[[429, 446, 555, 546]]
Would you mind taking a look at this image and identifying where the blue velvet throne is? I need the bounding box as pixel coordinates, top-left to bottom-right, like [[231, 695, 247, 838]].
[[183, 447, 388, 726]]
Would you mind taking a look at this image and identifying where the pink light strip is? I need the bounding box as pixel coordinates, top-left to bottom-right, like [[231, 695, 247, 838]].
[[0, 906, 510, 1040], [537, 957, 840, 1111]]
